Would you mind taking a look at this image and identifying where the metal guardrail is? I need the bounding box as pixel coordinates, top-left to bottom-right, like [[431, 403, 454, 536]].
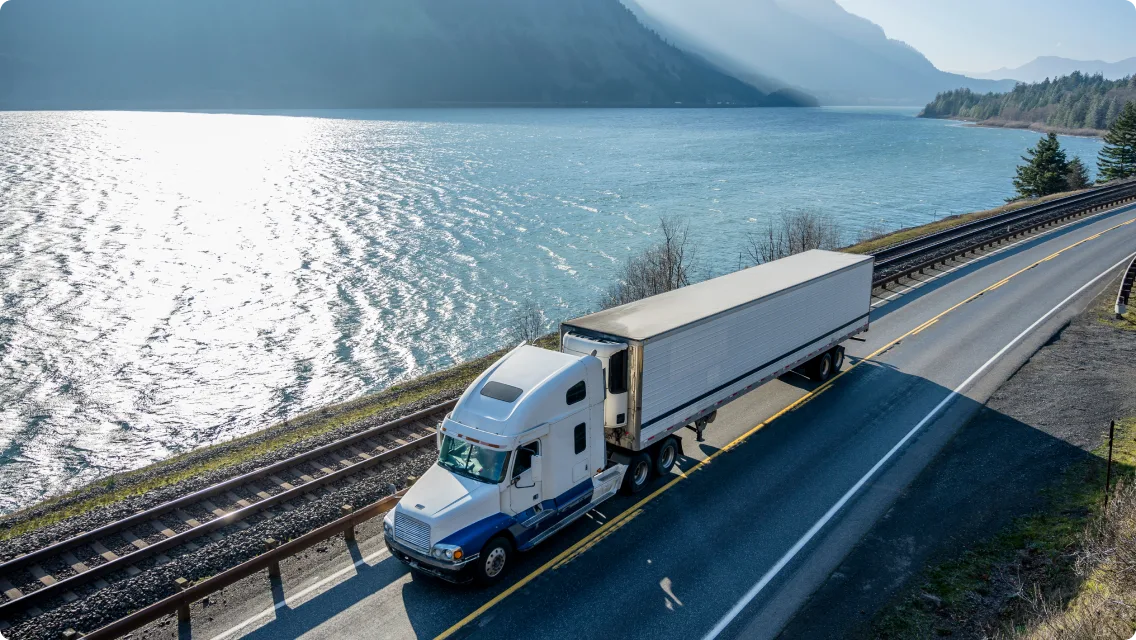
[[872, 181, 1136, 289], [1117, 254, 1136, 317], [80, 492, 405, 640]]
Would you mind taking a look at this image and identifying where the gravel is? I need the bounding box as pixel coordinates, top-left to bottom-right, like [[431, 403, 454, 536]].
[[5, 450, 436, 640]]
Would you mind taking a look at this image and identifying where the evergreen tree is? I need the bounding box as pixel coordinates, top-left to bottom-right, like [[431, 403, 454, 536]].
[[1012, 133, 1069, 199], [1098, 101, 1136, 182], [1066, 156, 1091, 190]]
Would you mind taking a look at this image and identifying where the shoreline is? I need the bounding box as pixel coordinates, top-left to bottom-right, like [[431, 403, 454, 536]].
[[928, 114, 1105, 138]]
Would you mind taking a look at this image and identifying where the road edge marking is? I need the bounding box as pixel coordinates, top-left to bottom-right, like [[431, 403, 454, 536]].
[[433, 215, 1136, 640], [700, 249, 1136, 640]]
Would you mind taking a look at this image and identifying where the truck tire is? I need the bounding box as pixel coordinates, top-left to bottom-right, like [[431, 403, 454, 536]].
[[830, 346, 845, 372], [621, 452, 653, 495], [654, 437, 679, 476], [474, 536, 513, 585], [809, 351, 834, 382]]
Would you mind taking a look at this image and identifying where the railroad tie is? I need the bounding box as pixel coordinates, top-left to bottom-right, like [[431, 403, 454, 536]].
[[150, 520, 177, 538], [335, 451, 356, 467], [306, 461, 334, 477], [0, 577, 24, 601], [361, 437, 386, 454], [225, 491, 253, 509], [61, 551, 90, 574], [246, 482, 272, 501], [201, 500, 228, 519], [347, 446, 371, 460], [175, 508, 202, 528], [120, 530, 150, 551], [269, 474, 295, 490], [90, 541, 119, 563]]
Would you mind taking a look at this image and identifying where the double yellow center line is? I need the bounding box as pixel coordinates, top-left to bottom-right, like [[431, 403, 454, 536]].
[[433, 212, 1136, 640]]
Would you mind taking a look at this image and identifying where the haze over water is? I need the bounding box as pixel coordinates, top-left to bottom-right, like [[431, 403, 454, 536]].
[[0, 107, 1103, 513]]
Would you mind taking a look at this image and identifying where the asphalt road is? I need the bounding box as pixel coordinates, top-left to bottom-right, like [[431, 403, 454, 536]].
[[163, 203, 1136, 640]]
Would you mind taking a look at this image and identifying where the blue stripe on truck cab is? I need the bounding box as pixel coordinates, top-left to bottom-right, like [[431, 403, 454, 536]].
[[438, 512, 517, 554]]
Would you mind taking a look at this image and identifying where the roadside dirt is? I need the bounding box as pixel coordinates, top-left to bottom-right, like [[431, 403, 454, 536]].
[[778, 272, 1136, 639]]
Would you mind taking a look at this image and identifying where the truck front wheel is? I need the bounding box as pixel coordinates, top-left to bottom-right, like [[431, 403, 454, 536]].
[[474, 536, 513, 585], [621, 452, 653, 495]]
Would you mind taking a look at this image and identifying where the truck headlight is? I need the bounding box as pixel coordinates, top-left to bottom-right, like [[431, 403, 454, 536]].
[[383, 511, 394, 537], [430, 544, 463, 562]]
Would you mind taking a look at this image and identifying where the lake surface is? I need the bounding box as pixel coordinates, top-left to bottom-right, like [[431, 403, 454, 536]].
[[0, 107, 1104, 513]]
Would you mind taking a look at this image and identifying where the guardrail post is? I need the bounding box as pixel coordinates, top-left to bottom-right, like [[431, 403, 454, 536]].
[[174, 577, 190, 623], [1116, 255, 1136, 319], [341, 505, 355, 541], [265, 538, 281, 578]]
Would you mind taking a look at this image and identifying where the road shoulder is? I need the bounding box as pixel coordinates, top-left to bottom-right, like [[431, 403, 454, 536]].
[[778, 273, 1136, 639]]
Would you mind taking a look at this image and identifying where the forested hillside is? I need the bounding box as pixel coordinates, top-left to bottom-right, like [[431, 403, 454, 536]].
[[919, 73, 1136, 134], [0, 0, 805, 109]]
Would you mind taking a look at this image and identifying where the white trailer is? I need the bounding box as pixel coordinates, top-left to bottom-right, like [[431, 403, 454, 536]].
[[384, 250, 873, 584]]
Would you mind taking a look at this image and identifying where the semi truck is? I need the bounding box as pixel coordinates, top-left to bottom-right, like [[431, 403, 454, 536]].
[[384, 249, 874, 583]]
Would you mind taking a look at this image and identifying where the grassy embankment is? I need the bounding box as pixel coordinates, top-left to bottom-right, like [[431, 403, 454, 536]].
[[873, 418, 1136, 639], [0, 188, 1096, 539]]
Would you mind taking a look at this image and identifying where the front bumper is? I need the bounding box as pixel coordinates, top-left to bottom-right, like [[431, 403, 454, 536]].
[[384, 533, 479, 584]]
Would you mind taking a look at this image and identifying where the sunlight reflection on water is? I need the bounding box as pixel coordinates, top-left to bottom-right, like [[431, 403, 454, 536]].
[[0, 108, 1103, 511]]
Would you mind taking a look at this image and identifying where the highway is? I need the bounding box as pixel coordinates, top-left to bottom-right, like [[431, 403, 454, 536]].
[[176, 202, 1136, 640]]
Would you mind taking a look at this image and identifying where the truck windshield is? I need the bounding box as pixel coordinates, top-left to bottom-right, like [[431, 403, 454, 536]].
[[437, 435, 510, 484]]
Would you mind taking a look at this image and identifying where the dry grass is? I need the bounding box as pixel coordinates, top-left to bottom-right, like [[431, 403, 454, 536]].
[[843, 190, 1090, 256], [1002, 478, 1136, 639]]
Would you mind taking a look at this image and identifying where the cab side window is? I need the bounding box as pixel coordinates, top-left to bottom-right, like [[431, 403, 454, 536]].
[[573, 423, 586, 455], [566, 380, 586, 405], [512, 440, 541, 479]]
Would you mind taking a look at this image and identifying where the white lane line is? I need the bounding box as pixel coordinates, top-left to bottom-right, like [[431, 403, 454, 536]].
[[210, 547, 391, 640], [702, 251, 1136, 640], [870, 203, 1133, 307]]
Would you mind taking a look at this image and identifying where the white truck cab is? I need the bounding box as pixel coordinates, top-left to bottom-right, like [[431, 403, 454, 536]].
[[383, 344, 626, 583]]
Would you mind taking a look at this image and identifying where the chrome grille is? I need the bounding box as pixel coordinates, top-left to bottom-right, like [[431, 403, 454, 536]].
[[394, 511, 431, 552]]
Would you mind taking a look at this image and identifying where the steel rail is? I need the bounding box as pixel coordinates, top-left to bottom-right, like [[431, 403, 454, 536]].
[[872, 181, 1136, 288], [0, 400, 454, 579], [0, 428, 438, 618]]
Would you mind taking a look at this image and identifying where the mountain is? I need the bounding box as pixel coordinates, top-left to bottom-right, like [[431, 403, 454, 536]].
[[973, 56, 1136, 83], [920, 73, 1136, 135], [0, 0, 812, 110], [624, 0, 1015, 105]]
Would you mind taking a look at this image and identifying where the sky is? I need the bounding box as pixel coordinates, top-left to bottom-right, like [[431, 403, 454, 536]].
[[835, 0, 1136, 73]]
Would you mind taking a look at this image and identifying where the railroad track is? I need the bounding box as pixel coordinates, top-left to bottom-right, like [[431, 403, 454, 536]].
[[0, 400, 453, 632], [871, 179, 1136, 287]]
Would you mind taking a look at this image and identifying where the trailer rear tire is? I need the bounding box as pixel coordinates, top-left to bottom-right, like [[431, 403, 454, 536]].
[[621, 452, 653, 495], [654, 437, 679, 476], [830, 346, 845, 372], [809, 351, 834, 382]]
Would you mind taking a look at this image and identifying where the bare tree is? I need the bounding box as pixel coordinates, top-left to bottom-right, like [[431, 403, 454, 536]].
[[856, 219, 889, 244], [507, 299, 546, 344], [601, 216, 695, 309], [744, 210, 843, 265]]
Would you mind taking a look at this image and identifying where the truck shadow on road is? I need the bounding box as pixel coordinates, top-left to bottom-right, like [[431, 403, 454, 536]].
[[235, 359, 1121, 640]]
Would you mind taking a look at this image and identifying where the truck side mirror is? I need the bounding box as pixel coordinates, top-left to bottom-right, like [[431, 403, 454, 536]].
[[531, 454, 543, 480]]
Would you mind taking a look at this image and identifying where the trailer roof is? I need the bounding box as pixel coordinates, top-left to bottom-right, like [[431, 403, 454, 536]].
[[565, 249, 872, 341]]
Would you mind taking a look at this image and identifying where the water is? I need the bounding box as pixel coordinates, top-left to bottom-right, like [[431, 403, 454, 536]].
[[0, 107, 1103, 513]]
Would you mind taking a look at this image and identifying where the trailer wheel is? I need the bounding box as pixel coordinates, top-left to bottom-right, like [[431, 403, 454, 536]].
[[830, 346, 845, 372], [809, 351, 834, 382], [654, 437, 679, 476], [621, 452, 653, 495], [474, 536, 513, 585]]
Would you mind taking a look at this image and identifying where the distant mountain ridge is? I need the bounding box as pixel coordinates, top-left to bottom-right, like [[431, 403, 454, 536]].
[[625, 0, 1015, 105], [0, 0, 811, 110], [972, 56, 1136, 83]]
